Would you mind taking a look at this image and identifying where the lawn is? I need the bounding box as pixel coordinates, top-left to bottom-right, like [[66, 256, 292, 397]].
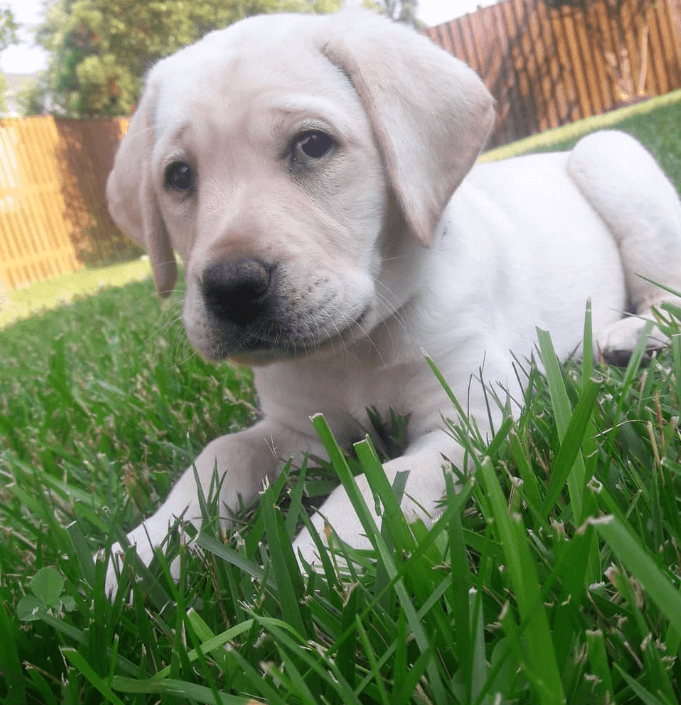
[[1, 92, 681, 704], [0, 257, 154, 330]]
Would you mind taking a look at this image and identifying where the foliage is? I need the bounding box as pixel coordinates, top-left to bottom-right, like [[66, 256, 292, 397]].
[[0, 2, 19, 54], [0, 3, 20, 116], [376, 0, 420, 24], [35, 0, 341, 118], [14, 73, 49, 116]]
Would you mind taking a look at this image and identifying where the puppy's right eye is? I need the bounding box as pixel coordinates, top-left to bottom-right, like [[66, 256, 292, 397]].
[[165, 162, 195, 192], [296, 131, 333, 159], [291, 130, 335, 164]]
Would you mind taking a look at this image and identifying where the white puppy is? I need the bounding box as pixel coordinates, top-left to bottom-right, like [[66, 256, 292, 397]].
[[105, 9, 681, 587]]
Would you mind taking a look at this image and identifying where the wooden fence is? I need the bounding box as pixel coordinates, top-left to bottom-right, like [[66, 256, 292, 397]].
[[0, 116, 133, 290], [425, 0, 681, 146]]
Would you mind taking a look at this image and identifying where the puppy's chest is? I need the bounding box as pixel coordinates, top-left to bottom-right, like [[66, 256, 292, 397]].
[[343, 362, 412, 417], [256, 322, 444, 440], [257, 352, 425, 433], [336, 332, 427, 415]]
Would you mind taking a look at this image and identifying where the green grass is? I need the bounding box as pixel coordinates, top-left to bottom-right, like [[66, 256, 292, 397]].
[[481, 88, 681, 171], [2, 93, 681, 704], [0, 257, 154, 330]]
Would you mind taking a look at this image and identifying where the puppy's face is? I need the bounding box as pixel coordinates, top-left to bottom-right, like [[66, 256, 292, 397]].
[[108, 12, 495, 365], [148, 32, 392, 363]]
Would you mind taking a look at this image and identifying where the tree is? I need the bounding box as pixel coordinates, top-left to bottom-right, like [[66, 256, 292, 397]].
[[36, 0, 341, 118], [0, 4, 20, 115], [374, 0, 419, 25], [0, 3, 19, 53], [16, 74, 50, 117]]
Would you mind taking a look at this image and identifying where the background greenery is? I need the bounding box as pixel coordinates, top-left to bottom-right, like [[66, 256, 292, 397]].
[[0, 2, 19, 114], [18, 0, 420, 118], [1, 93, 681, 704]]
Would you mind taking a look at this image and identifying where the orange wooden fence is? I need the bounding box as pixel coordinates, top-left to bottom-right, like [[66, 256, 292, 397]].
[[0, 116, 132, 290], [425, 0, 681, 146]]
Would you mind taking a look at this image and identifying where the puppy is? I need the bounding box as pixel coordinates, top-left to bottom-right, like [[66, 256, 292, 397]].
[[105, 9, 681, 589]]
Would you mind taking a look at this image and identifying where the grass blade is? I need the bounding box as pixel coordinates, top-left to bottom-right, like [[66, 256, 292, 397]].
[[478, 456, 565, 704], [537, 327, 586, 522], [595, 514, 681, 638], [311, 413, 448, 702], [0, 599, 26, 705], [541, 377, 600, 516], [260, 486, 308, 638], [113, 675, 264, 704], [61, 648, 126, 705]]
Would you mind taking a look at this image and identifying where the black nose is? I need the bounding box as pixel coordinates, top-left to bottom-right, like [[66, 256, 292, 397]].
[[202, 258, 273, 326]]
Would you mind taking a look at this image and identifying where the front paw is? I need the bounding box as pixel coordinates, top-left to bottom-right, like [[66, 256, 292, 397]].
[[103, 539, 152, 596], [291, 487, 374, 570], [102, 524, 161, 596], [102, 520, 187, 597], [291, 524, 323, 569]]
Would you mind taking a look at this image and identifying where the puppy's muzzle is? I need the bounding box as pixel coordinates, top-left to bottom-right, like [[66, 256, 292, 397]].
[[197, 257, 358, 362], [202, 258, 273, 326]]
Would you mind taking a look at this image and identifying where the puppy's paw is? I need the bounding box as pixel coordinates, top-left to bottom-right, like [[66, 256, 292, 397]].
[[102, 539, 154, 597], [291, 526, 322, 569], [596, 315, 668, 366], [291, 519, 373, 573], [102, 521, 184, 597]]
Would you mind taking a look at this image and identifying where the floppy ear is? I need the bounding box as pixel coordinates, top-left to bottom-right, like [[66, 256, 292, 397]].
[[321, 11, 495, 246], [106, 78, 177, 297]]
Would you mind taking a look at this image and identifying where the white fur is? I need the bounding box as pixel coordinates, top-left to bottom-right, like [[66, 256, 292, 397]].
[[104, 9, 681, 589]]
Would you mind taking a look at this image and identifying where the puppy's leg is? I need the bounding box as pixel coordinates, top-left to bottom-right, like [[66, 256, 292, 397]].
[[568, 131, 681, 361], [291, 429, 470, 567], [105, 419, 322, 593]]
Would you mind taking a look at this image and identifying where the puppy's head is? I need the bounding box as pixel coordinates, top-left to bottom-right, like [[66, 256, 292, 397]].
[[107, 10, 494, 363]]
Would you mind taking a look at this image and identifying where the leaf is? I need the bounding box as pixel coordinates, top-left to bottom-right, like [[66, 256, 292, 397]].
[[31, 567, 64, 608], [16, 595, 46, 622]]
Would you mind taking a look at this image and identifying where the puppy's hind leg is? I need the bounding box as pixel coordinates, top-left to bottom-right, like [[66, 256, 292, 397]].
[[568, 130, 681, 361]]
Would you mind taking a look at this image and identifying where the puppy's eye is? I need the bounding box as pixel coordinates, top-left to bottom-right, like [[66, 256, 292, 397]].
[[165, 161, 195, 192], [293, 131, 334, 160]]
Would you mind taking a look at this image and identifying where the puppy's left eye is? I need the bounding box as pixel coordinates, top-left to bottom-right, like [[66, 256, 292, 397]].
[[165, 161, 195, 192], [293, 131, 334, 161]]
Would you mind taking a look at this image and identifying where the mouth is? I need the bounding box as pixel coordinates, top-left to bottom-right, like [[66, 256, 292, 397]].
[[205, 307, 371, 365]]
